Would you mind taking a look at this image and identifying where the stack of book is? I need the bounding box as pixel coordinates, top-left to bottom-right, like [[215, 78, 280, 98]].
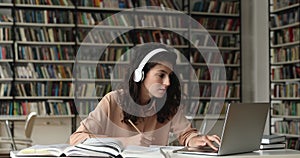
[[260, 135, 286, 150]]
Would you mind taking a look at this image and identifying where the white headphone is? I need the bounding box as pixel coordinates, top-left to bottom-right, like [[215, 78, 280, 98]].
[[133, 48, 168, 82]]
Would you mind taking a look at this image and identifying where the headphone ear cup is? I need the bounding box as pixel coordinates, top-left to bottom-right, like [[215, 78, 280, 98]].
[[133, 69, 142, 82], [140, 71, 144, 81]]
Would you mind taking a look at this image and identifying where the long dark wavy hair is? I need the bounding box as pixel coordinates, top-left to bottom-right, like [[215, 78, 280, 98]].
[[119, 43, 181, 125]]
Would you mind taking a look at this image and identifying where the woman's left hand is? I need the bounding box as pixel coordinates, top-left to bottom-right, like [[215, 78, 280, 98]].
[[188, 135, 221, 151]]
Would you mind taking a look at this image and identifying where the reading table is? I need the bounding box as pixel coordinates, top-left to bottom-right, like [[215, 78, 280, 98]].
[[9, 149, 300, 158]]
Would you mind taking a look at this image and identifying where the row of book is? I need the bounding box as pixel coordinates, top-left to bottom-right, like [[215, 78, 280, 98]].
[[15, 0, 74, 6], [272, 27, 300, 45], [0, 100, 76, 116], [77, 29, 131, 44], [76, 64, 127, 80], [191, 50, 240, 65], [17, 45, 75, 61], [79, 0, 133, 8], [0, 27, 11, 41], [271, 46, 299, 63], [17, 27, 74, 42], [272, 101, 300, 116], [15, 82, 74, 97], [192, 34, 239, 48], [186, 101, 229, 116], [0, 64, 12, 78], [76, 83, 112, 98], [287, 138, 300, 150], [271, 64, 300, 80], [136, 30, 187, 46], [75, 101, 98, 116], [8, 9, 186, 28], [0, 83, 11, 97], [273, 0, 300, 10], [15, 63, 73, 79], [134, 14, 187, 29], [5, 3, 241, 30], [190, 84, 240, 98], [0, 46, 12, 60], [77, 12, 131, 26], [14, 0, 180, 10], [192, 0, 239, 14], [274, 120, 300, 135], [273, 82, 300, 98], [270, 8, 299, 28], [195, 17, 240, 31], [79, 47, 129, 61], [15, 10, 74, 24], [260, 135, 286, 150], [135, 0, 180, 10], [193, 67, 239, 81]]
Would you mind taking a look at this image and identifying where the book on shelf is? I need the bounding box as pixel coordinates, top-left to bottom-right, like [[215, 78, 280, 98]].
[[260, 143, 286, 150], [15, 138, 178, 158], [261, 135, 286, 144]]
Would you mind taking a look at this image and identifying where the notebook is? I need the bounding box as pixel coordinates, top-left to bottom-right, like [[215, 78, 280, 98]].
[[175, 102, 270, 156]]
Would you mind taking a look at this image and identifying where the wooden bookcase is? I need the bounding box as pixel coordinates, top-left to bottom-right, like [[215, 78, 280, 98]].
[[269, 0, 300, 150], [0, 0, 242, 139]]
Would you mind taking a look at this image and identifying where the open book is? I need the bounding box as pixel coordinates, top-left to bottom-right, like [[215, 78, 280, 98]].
[[16, 138, 124, 157], [15, 138, 181, 158]]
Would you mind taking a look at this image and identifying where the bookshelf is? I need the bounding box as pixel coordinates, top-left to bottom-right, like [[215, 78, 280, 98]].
[[186, 0, 241, 135], [74, 0, 134, 120], [12, 0, 76, 118], [269, 0, 300, 150], [0, 0, 14, 115], [0, 0, 242, 142]]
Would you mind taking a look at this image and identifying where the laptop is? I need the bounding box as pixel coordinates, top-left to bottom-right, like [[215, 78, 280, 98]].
[[175, 103, 270, 156]]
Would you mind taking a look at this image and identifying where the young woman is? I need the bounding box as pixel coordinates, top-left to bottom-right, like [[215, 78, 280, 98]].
[[70, 43, 220, 150]]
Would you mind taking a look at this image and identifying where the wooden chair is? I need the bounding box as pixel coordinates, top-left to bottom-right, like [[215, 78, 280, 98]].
[[0, 112, 37, 151]]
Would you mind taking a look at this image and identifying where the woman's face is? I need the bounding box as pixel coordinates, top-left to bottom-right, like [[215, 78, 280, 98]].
[[141, 61, 173, 101]]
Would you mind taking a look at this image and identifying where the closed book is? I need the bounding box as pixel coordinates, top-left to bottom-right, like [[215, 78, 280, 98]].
[[261, 135, 286, 144], [260, 143, 286, 150]]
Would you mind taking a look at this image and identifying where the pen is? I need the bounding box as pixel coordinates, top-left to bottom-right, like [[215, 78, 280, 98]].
[[128, 119, 142, 134]]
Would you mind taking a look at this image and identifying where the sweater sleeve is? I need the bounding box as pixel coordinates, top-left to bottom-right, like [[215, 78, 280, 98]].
[[170, 105, 199, 146], [69, 93, 112, 145]]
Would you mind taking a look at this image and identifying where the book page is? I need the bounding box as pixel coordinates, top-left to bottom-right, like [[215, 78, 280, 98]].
[[63, 146, 111, 157], [75, 138, 124, 157], [81, 137, 124, 151], [17, 144, 70, 157], [122, 145, 184, 158]]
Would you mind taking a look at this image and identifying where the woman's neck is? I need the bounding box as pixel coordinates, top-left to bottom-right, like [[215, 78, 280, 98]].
[[140, 83, 151, 105]]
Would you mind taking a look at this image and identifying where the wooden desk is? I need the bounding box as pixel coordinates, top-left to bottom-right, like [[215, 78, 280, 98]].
[[9, 149, 300, 158]]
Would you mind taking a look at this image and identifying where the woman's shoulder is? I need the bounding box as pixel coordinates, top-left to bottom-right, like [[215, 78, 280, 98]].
[[102, 89, 125, 103], [104, 89, 124, 97]]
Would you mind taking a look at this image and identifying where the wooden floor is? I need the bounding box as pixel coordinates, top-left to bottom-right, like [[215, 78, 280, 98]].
[[0, 149, 10, 158], [0, 153, 9, 158]]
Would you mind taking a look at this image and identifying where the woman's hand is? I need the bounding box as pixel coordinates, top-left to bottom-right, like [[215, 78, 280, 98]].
[[188, 135, 221, 151], [118, 134, 153, 147]]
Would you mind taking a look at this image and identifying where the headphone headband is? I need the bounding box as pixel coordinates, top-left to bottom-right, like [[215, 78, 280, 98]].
[[133, 48, 168, 82]]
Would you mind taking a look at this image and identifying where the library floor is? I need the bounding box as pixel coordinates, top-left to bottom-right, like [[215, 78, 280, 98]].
[[0, 153, 9, 158], [0, 149, 10, 158]]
